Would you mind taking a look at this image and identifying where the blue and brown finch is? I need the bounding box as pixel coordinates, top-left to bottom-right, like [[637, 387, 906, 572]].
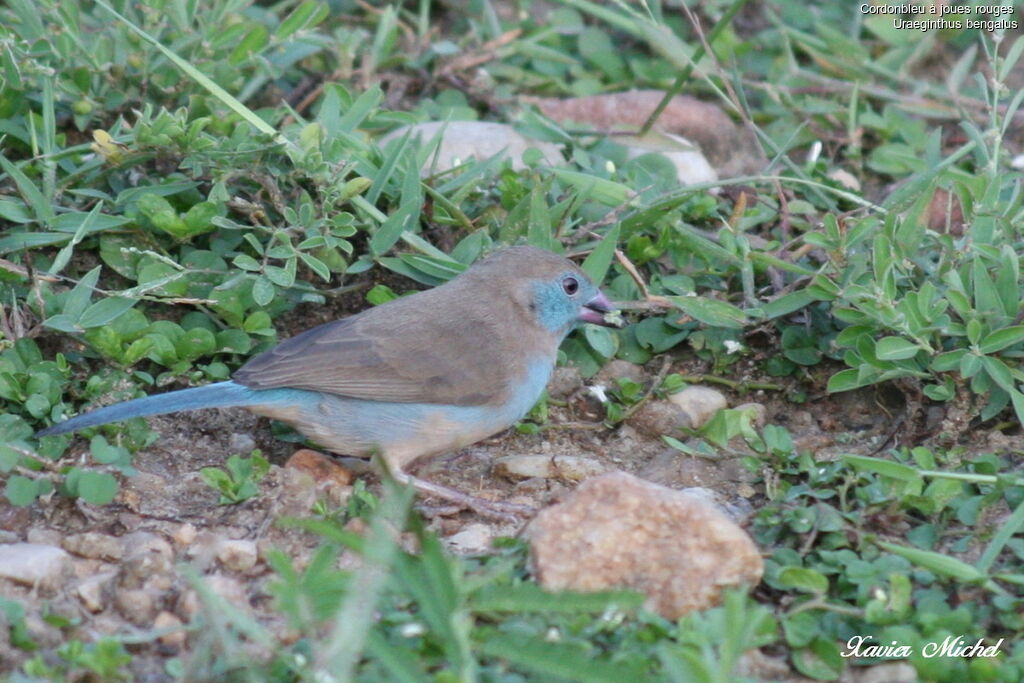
[[38, 246, 621, 515]]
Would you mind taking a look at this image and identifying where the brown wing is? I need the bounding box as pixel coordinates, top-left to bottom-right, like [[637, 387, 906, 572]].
[[232, 284, 516, 406]]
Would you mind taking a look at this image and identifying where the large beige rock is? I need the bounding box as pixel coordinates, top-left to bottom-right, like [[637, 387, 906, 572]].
[[379, 121, 563, 174], [527, 471, 762, 619]]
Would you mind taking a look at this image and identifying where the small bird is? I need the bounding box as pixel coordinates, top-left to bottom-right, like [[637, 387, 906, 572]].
[[38, 246, 620, 516]]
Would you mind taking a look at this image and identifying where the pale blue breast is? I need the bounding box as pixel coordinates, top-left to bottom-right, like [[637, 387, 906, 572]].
[[244, 358, 554, 468]]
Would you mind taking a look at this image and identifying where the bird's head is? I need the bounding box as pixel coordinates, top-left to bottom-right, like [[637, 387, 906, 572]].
[[469, 246, 622, 337]]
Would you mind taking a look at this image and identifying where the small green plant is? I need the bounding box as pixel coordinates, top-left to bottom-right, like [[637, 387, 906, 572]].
[[22, 638, 132, 681], [199, 451, 270, 504]]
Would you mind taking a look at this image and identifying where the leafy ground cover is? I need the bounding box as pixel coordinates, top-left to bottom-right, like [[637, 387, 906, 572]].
[[1, 0, 1023, 680]]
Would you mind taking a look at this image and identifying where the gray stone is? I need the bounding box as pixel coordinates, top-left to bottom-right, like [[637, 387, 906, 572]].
[[379, 121, 563, 175], [668, 385, 728, 428], [62, 532, 124, 561], [0, 543, 72, 591]]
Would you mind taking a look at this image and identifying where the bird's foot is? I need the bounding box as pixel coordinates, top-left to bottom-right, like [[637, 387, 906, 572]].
[[400, 474, 536, 522]]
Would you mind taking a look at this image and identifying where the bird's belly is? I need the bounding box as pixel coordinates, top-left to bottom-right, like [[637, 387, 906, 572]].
[[246, 359, 554, 470]]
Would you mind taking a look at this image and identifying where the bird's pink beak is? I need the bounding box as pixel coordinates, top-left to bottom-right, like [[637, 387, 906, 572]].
[[578, 290, 622, 327]]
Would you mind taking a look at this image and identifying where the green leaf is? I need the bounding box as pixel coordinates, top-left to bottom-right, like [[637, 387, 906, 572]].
[[252, 276, 275, 306], [0, 152, 54, 224], [76, 470, 119, 505], [583, 325, 618, 359], [230, 25, 270, 64], [471, 583, 642, 613], [5, 475, 42, 506], [843, 454, 923, 483], [931, 349, 966, 372], [550, 168, 633, 206], [669, 295, 747, 329], [877, 541, 984, 581], [792, 637, 843, 680], [875, 336, 921, 360], [62, 265, 102, 323], [826, 368, 868, 393], [581, 224, 620, 285], [277, 0, 328, 39], [478, 635, 645, 682], [981, 356, 1015, 394], [79, 297, 137, 329], [756, 290, 817, 320], [979, 326, 1024, 354], [778, 567, 828, 595]]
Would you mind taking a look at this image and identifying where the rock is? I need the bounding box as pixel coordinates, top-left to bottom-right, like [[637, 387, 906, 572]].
[[734, 402, 767, 429], [178, 573, 248, 619], [276, 465, 319, 517], [526, 472, 762, 619], [593, 359, 646, 386], [514, 477, 565, 496], [668, 386, 727, 428], [62, 532, 124, 561], [493, 455, 606, 482], [286, 449, 354, 487], [547, 366, 583, 399], [115, 588, 158, 625], [617, 131, 719, 186], [0, 543, 72, 591], [121, 532, 174, 562], [173, 523, 198, 547], [217, 540, 259, 572], [444, 523, 493, 554], [186, 531, 224, 571], [627, 400, 691, 437], [75, 572, 116, 612], [379, 121, 563, 175], [230, 432, 257, 454], [526, 91, 765, 178], [119, 544, 174, 590], [154, 611, 186, 650], [26, 528, 62, 546]]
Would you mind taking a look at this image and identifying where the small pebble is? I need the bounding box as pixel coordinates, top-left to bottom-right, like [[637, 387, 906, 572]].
[[174, 523, 198, 547], [62, 532, 124, 561], [230, 432, 257, 454], [493, 455, 606, 482], [217, 540, 259, 572], [75, 572, 115, 613], [115, 588, 158, 625], [627, 400, 690, 437], [154, 611, 186, 650], [734, 402, 767, 428], [444, 524, 493, 554], [668, 385, 727, 428]]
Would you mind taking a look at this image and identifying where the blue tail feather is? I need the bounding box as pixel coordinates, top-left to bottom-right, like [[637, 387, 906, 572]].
[[36, 381, 261, 437]]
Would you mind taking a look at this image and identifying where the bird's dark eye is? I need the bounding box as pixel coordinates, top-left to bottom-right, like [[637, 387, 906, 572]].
[[562, 276, 579, 295]]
